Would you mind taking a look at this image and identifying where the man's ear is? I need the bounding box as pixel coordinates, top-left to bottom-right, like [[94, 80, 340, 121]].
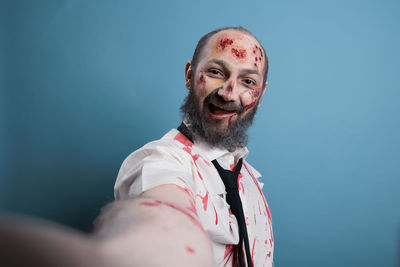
[[185, 61, 192, 90]]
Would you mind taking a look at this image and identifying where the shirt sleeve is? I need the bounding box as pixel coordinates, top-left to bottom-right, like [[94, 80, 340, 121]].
[[114, 140, 195, 200]]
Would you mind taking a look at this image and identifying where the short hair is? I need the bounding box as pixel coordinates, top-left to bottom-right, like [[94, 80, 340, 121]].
[[190, 26, 269, 87]]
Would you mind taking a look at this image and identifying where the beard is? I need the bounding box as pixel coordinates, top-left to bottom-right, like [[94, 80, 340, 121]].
[[180, 87, 259, 152]]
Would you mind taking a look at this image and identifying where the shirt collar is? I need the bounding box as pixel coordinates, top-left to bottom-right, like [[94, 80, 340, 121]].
[[193, 138, 249, 164], [175, 120, 249, 162]]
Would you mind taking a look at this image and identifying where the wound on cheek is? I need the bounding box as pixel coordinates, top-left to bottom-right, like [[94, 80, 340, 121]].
[[243, 88, 262, 111], [244, 101, 256, 112], [197, 71, 206, 86], [252, 88, 261, 98]]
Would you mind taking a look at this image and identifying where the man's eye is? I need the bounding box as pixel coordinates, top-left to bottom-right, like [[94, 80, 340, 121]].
[[208, 69, 223, 77], [244, 79, 255, 85]]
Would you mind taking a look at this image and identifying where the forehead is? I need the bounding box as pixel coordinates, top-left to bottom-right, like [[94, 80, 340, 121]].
[[201, 30, 265, 69], [209, 30, 259, 51]]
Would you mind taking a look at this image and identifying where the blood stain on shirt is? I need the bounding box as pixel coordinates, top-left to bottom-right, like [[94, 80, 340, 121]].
[[203, 159, 211, 167], [224, 244, 234, 259], [196, 191, 209, 211], [180, 146, 205, 181], [213, 205, 218, 225], [244, 162, 274, 245], [174, 132, 193, 147], [251, 237, 257, 266]]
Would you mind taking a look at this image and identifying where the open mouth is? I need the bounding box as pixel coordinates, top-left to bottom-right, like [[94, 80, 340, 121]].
[[208, 103, 237, 117]]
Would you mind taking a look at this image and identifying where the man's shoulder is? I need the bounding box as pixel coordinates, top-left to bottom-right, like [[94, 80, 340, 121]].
[[121, 129, 190, 165]]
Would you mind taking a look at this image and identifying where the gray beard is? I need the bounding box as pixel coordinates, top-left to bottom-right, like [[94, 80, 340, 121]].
[[180, 88, 258, 152]]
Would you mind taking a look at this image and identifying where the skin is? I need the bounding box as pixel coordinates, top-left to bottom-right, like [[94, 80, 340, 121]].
[[185, 29, 268, 130], [0, 185, 213, 267]]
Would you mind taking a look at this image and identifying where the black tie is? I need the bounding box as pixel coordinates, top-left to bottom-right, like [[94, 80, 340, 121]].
[[212, 158, 253, 267]]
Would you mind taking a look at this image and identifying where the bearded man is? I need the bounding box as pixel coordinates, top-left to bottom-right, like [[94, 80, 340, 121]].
[[0, 27, 273, 267]]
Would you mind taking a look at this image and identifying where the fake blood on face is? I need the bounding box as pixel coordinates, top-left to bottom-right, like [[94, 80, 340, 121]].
[[231, 48, 247, 59], [218, 38, 234, 50], [197, 71, 206, 86], [243, 88, 262, 111]]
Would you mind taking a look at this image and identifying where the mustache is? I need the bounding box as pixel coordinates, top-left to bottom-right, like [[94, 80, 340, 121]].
[[204, 91, 244, 113]]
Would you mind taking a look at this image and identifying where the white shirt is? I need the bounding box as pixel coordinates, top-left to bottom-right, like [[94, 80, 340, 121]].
[[114, 129, 274, 267]]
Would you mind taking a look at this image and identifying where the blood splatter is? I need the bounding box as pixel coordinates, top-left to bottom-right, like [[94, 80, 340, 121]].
[[176, 184, 194, 198], [243, 88, 262, 112], [231, 48, 247, 59], [243, 101, 256, 112], [196, 191, 209, 211], [224, 244, 234, 259], [251, 238, 257, 266], [218, 38, 234, 50], [175, 184, 197, 215], [213, 206, 218, 225], [244, 162, 274, 244], [228, 114, 235, 127], [230, 163, 244, 194], [203, 159, 211, 167], [185, 246, 196, 254], [139, 200, 208, 238], [174, 133, 193, 147], [175, 132, 211, 181]]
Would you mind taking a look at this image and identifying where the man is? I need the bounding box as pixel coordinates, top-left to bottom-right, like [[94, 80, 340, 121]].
[[0, 26, 273, 267]]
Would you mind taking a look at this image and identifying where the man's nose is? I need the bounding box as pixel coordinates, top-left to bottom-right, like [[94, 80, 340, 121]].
[[217, 80, 237, 101]]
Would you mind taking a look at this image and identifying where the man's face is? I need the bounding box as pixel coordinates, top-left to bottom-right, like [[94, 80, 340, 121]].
[[182, 29, 267, 151]]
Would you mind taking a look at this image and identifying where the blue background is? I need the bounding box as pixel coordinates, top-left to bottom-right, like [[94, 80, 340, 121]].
[[1, 0, 399, 266]]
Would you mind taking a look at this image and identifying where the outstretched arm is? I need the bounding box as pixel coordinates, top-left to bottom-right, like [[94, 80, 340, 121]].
[[0, 184, 213, 267]]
